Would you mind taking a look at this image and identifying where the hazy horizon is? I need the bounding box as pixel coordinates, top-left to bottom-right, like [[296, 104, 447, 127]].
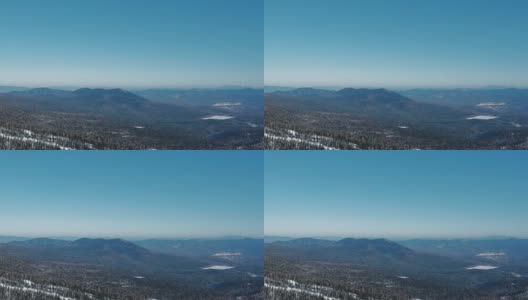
[[265, 151, 528, 238], [265, 234, 528, 241], [0, 234, 263, 240], [265, 0, 528, 88], [0, 84, 263, 90], [264, 84, 528, 91], [0, 0, 263, 88]]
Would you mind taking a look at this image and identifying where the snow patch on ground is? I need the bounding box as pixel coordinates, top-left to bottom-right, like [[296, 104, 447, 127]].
[[265, 283, 341, 300], [0, 128, 75, 150], [212, 252, 242, 260], [265, 279, 360, 300], [202, 115, 234, 120], [212, 252, 241, 257], [133, 126, 145, 129], [397, 126, 409, 129], [466, 265, 498, 270], [133, 276, 145, 279], [477, 102, 506, 108], [265, 127, 360, 150], [0, 279, 93, 300], [466, 115, 498, 120], [477, 252, 506, 257], [397, 276, 409, 279], [287, 279, 297, 286], [23, 280, 33, 286], [213, 102, 241, 107], [202, 265, 234, 270], [265, 132, 339, 150], [287, 129, 298, 136]]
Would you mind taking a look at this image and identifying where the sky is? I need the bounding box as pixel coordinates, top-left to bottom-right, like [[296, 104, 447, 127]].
[[0, 151, 263, 239], [265, 151, 528, 239], [265, 0, 528, 89], [0, 0, 263, 88]]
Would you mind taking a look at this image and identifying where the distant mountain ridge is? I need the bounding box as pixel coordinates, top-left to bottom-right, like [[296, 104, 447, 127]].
[[0, 237, 264, 273], [3, 237, 264, 261], [267, 87, 462, 122], [266, 237, 467, 275], [4, 238, 151, 262], [0, 86, 29, 93], [135, 237, 264, 258], [2, 87, 153, 117], [400, 238, 528, 264], [401, 87, 528, 107]]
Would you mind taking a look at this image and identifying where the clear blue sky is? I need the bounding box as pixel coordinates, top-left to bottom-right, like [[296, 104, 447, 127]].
[[265, 151, 528, 239], [0, 0, 263, 88], [265, 0, 528, 88], [0, 151, 263, 238]]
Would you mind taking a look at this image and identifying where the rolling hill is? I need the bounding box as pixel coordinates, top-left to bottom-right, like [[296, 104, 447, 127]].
[[0, 87, 263, 150], [265, 237, 528, 300], [0, 237, 264, 299], [265, 87, 528, 150]]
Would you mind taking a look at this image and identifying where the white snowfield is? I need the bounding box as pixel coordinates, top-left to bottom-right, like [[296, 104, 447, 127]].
[[466, 115, 498, 120], [265, 131, 341, 150], [212, 252, 242, 257], [0, 129, 74, 150], [212, 252, 242, 260], [0, 127, 95, 150], [202, 115, 234, 120], [202, 265, 234, 270], [397, 126, 409, 129], [265, 127, 360, 150], [477, 102, 506, 107], [466, 265, 498, 270], [265, 283, 341, 300], [0, 280, 92, 300], [213, 102, 241, 107], [23, 280, 33, 286], [477, 252, 506, 257], [287, 129, 298, 136], [265, 279, 361, 300]]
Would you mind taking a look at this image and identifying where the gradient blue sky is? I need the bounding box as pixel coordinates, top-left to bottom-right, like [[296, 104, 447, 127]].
[[265, 0, 528, 88], [0, 151, 263, 238], [0, 0, 263, 88], [265, 151, 528, 239]]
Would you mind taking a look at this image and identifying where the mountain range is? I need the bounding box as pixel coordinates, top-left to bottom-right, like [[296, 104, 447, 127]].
[[265, 87, 528, 150], [265, 237, 528, 300], [0, 87, 263, 150], [0, 237, 264, 300]]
